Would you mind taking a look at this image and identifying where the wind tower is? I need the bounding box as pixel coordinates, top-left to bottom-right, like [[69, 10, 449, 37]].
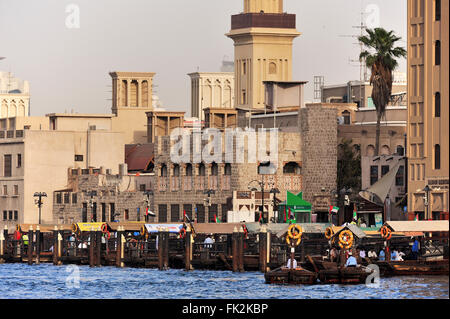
[[226, 0, 301, 110]]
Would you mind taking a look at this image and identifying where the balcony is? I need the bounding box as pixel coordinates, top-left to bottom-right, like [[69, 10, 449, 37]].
[[231, 13, 296, 30], [222, 175, 231, 191], [195, 176, 206, 191], [171, 176, 180, 191]]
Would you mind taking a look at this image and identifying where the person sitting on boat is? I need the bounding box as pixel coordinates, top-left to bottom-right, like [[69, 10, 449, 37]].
[[204, 234, 214, 249], [379, 249, 386, 261], [368, 249, 377, 260], [286, 258, 298, 269], [330, 247, 338, 262], [345, 251, 357, 268]]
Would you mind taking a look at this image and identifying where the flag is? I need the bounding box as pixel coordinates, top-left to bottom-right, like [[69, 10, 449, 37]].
[[146, 207, 149, 216], [353, 204, 357, 220], [258, 212, 262, 223], [414, 214, 418, 221], [288, 207, 294, 220], [284, 206, 287, 222], [183, 210, 186, 222], [329, 206, 339, 214], [215, 214, 221, 223]]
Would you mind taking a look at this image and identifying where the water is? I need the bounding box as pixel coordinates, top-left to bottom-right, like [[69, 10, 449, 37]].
[[0, 264, 448, 299]]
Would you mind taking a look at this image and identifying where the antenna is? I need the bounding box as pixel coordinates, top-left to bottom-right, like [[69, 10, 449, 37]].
[[338, 3, 368, 108]]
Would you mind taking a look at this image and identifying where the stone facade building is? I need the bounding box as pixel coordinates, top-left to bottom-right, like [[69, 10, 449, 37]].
[[53, 167, 154, 224]]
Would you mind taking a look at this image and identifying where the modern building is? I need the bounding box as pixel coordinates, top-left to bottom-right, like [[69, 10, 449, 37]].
[[321, 73, 407, 108], [407, 0, 449, 219], [0, 128, 124, 230], [188, 72, 235, 121], [226, 0, 301, 111]]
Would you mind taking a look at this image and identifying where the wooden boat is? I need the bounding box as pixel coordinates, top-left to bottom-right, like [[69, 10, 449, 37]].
[[376, 259, 449, 277], [264, 266, 318, 285], [318, 265, 374, 284]]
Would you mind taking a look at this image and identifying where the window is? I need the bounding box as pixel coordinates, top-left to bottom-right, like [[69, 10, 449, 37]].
[[173, 164, 180, 177], [435, 92, 441, 117], [110, 203, 116, 221], [342, 111, 351, 125], [160, 164, 167, 177], [211, 163, 218, 176], [224, 163, 232, 175], [14, 211, 18, 221], [283, 162, 301, 175], [92, 203, 97, 222], [171, 204, 180, 222], [158, 205, 167, 223], [64, 193, 70, 204], [124, 209, 129, 221], [436, 0, 441, 21], [56, 193, 62, 204], [198, 163, 206, 176], [242, 90, 246, 105], [370, 166, 379, 185], [3, 211, 6, 221], [209, 204, 218, 223], [101, 203, 106, 222], [74, 155, 83, 162], [2, 185, 7, 195], [186, 164, 193, 176], [435, 144, 441, 170], [4, 154, 12, 177], [14, 185, 18, 195], [17, 154, 22, 168], [243, 61, 246, 75], [221, 204, 229, 223], [381, 165, 390, 177], [139, 184, 146, 191], [435, 41, 441, 66], [196, 204, 205, 223], [396, 145, 405, 156], [395, 166, 405, 186], [82, 203, 87, 222], [72, 193, 77, 204], [8, 211, 12, 220], [269, 62, 277, 74]]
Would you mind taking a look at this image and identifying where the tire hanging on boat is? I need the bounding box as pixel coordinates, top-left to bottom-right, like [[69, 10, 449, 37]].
[[338, 230, 353, 249], [325, 227, 334, 240], [380, 226, 392, 240]]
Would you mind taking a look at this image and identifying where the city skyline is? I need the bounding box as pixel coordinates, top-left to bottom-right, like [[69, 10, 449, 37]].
[[0, 0, 406, 116]]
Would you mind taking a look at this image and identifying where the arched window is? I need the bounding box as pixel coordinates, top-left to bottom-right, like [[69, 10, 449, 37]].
[[435, 92, 441, 117], [396, 145, 405, 156], [258, 161, 275, 175], [224, 163, 232, 175], [198, 163, 206, 176], [366, 145, 375, 157], [381, 145, 390, 156], [435, 144, 441, 170], [160, 164, 167, 177], [342, 110, 351, 125], [269, 62, 277, 74], [283, 162, 301, 175], [186, 163, 193, 176], [435, 41, 441, 66], [211, 162, 218, 176], [173, 164, 180, 177]]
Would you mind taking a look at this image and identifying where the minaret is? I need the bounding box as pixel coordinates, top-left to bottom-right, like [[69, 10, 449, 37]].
[[227, 0, 300, 110]]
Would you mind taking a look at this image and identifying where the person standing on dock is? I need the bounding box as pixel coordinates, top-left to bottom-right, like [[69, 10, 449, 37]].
[[379, 248, 386, 261], [411, 238, 420, 260], [345, 251, 357, 268]]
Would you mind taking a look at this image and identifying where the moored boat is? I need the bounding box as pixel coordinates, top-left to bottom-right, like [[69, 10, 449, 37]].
[[376, 259, 449, 277], [264, 266, 318, 285]]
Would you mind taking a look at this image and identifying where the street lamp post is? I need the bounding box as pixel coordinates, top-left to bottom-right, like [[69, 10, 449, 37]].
[[423, 185, 431, 220], [144, 190, 155, 222], [204, 190, 215, 222], [86, 191, 97, 222], [33, 192, 47, 224], [269, 188, 280, 223]]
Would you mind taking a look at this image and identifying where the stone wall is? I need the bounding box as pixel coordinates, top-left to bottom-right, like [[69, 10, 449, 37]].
[[299, 104, 338, 211]]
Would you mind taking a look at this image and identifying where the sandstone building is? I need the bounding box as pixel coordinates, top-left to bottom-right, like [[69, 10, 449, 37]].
[[407, 0, 449, 219]]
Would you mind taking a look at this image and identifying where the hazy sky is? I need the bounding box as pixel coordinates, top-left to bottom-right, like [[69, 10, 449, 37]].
[[0, 0, 407, 116]]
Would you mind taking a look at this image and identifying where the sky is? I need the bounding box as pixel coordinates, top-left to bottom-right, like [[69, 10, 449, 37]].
[[0, 0, 407, 116]]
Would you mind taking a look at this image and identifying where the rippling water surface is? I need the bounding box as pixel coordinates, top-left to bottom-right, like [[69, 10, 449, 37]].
[[0, 264, 448, 299]]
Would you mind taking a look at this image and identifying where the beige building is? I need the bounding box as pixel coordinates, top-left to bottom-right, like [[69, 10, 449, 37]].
[[226, 0, 301, 110], [0, 128, 124, 230], [322, 77, 407, 108], [0, 72, 30, 119], [110, 72, 155, 144], [407, 0, 449, 219], [188, 72, 235, 121]]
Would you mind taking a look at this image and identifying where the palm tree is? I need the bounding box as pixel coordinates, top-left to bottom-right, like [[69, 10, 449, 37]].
[[359, 28, 406, 156]]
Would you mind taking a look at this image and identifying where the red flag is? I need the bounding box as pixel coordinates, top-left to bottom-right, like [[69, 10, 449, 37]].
[[289, 207, 293, 220], [284, 206, 287, 222], [145, 207, 149, 216], [183, 210, 186, 222]]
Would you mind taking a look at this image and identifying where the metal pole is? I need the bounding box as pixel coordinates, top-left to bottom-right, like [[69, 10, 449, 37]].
[[35, 226, 40, 265]]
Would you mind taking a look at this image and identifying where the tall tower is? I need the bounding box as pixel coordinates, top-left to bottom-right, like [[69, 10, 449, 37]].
[[227, 0, 301, 110]]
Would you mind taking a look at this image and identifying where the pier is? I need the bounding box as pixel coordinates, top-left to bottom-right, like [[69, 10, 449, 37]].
[[0, 221, 448, 280]]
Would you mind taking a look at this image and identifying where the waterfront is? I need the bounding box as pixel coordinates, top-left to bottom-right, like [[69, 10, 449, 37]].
[[0, 264, 448, 299]]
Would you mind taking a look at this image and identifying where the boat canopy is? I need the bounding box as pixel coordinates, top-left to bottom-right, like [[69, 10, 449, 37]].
[[143, 224, 183, 234], [382, 221, 449, 233]]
